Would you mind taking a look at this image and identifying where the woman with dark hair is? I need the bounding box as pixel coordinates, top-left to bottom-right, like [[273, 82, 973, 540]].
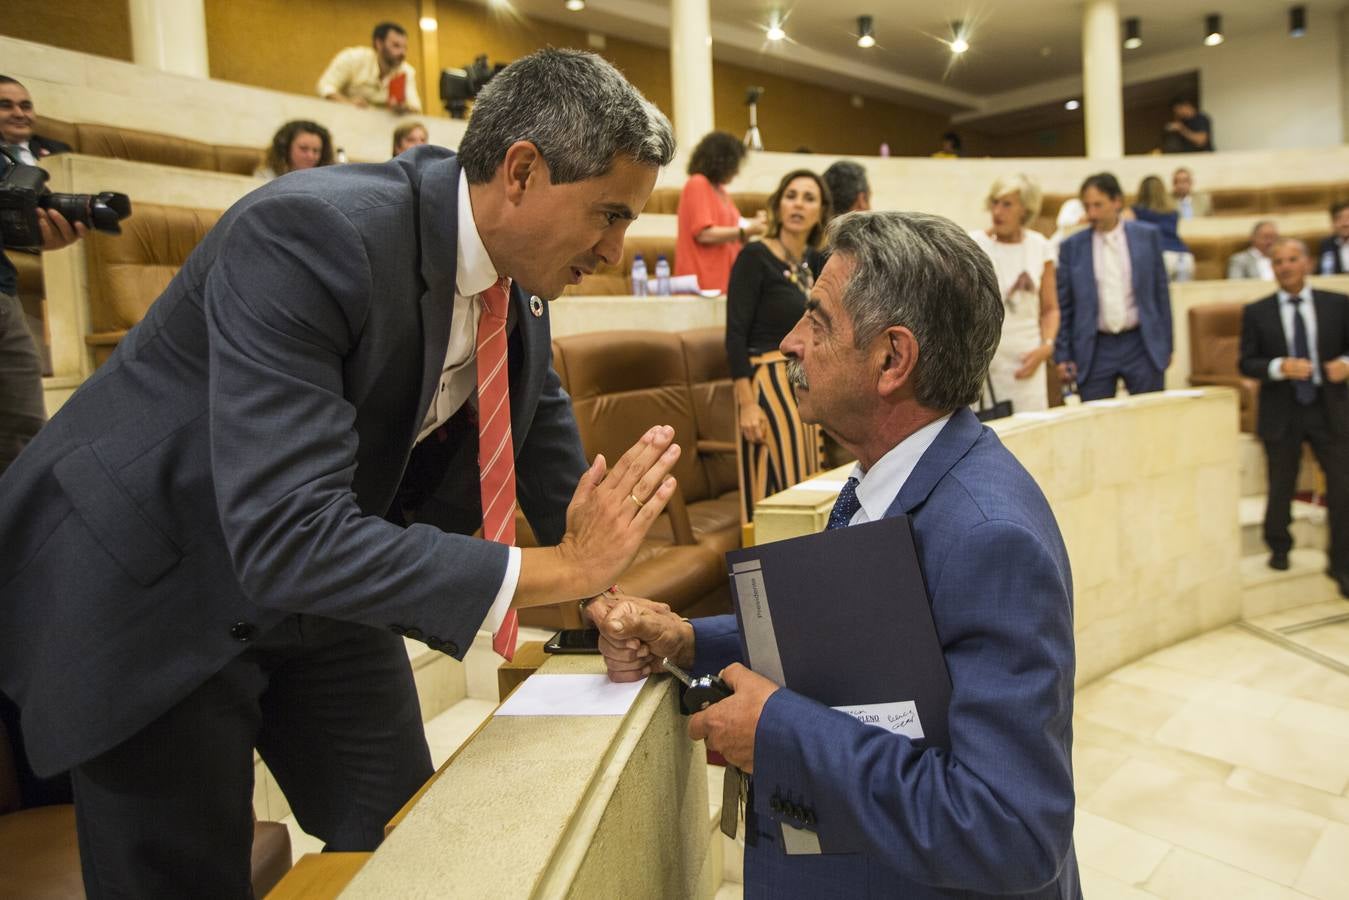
[[392, 121, 429, 156], [726, 168, 832, 522], [255, 120, 335, 180], [1131, 174, 1193, 281], [674, 131, 766, 294]]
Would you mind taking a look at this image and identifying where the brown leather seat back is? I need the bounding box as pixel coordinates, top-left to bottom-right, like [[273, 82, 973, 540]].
[[31, 115, 79, 152], [731, 192, 770, 218], [554, 330, 710, 503], [1188, 303, 1244, 376], [86, 202, 223, 334], [679, 327, 738, 496], [569, 235, 678, 295], [214, 144, 265, 176], [76, 123, 218, 172], [1209, 189, 1263, 216], [645, 187, 682, 215], [1266, 184, 1336, 213]]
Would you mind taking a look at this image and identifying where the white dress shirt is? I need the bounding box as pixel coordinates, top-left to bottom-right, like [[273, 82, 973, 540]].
[[845, 415, 952, 526], [1266, 286, 1349, 382], [5, 142, 38, 165], [414, 171, 519, 633], [1092, 223, 1139, 333], [316, 46, 422, 112]]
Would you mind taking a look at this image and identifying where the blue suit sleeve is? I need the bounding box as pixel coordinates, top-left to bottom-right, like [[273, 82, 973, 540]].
[[1055, 239, 1074, 365], [750, 519, 1076, 894], [1152, 228, 1173, 360], [691, 614, 744, 675]]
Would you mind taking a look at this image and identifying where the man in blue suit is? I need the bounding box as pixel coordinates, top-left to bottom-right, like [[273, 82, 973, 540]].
[[591, 212, 1079, 898], [1056, 172, 1173, 401], [0, 50, 682, 897]]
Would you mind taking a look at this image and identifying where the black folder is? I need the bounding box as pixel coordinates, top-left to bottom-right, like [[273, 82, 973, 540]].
[[727, 515, 952, 750]]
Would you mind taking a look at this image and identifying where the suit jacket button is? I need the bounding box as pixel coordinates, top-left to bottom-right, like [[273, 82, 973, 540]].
[[405, 627, 424, 642], [770, 796, 783, 813], [230, 622, 258, 642], [804, 809, 817, 826], [388, 624, 407, 636], [445, 642, 459, 656]]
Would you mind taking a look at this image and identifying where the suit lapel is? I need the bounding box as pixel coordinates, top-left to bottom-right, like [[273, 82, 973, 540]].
[[885, 408, 984, 517], [1077, 233, 1099, 323], [1124, 222, 1146, 312], [410, 156, 462, 449], [1313, 291, 1343, 364], [1266, 296, 1291, 359]]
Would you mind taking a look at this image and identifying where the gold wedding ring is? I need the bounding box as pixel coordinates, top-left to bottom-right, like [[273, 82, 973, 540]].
[[628, 493, 645, 509]]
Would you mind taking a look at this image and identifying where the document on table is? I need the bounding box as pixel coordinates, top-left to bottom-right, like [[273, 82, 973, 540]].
[[494, 674, 646, 717]]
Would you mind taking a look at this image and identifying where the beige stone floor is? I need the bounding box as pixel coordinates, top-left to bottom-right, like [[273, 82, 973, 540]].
[[1076, 610, 1349, 899]]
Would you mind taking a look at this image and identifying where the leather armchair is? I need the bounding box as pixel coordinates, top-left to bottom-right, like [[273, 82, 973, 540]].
[[1188, 303, 1257, 433]]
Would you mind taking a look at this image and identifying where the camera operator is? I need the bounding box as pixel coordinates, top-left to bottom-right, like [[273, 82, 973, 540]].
[[0, 75, 86, 476]]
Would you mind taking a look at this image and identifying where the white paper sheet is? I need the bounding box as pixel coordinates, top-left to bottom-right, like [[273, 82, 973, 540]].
[[494, 674, 646, 717]]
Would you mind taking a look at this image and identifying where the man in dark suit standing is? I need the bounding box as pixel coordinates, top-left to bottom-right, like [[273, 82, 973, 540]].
[[0, 50, 681, 897], [1056, 172, 1173, 401], [1318, 201, 1349, 275], [1239, 238, 1349, 595]]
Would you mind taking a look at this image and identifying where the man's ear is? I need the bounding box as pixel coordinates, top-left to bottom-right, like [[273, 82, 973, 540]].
[[877, 326, 919, 398], [501, 141, 544, 205]]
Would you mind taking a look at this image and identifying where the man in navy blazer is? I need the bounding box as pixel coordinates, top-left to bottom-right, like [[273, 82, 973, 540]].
[[1056, 172, 1173, 401], [0, 50, 682, 896], [1238, 238, 1349, 594], [592, 212, 1079, 898]]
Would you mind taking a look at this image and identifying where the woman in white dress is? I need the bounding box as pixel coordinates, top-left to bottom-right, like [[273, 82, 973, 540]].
[[969, 175, 1059, 413]]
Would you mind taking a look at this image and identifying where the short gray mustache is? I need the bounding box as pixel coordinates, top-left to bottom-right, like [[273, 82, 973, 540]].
[[786, 359, 809, 390]]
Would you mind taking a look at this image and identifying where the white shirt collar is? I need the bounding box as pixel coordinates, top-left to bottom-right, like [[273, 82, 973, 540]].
[[848, 414, 953, 524], [1277, 285, 1312, 304], [456, 171, 499, 298]]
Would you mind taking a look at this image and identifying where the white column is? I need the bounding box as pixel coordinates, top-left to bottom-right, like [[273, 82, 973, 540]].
[[1081, 0, 1124, 159], [670, 0, 715, 152], [128, 0, 210, 79]]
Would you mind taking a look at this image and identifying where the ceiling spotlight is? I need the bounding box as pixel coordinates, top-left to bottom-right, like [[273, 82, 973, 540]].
[[1204, 13, 1224, 46], [1123, 17, 1142, 49], [1065, 99, 1081, 111], [766, 21, 786, 41], [564, 0, 585, 9], [1289, 5, 1306, 37], [949, 21, 969, 54], [418, 16, 438, 31], [857, 15, 876, 48]]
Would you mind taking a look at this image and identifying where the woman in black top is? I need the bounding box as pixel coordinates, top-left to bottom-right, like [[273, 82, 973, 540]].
[[726, 168, 832, 522]]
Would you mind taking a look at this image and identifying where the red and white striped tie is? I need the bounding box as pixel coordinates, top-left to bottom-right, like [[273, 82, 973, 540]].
[[477, 277, 519, 660]]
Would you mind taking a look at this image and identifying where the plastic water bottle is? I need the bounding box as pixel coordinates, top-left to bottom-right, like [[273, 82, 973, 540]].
[[630, 254, 649, 296], [654, 254, 672, 296], [1322, 251, 1337, 275], [335, 147, 348, 164]]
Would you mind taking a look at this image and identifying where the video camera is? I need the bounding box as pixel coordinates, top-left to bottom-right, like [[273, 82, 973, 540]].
[[0, 148, 131, 249], [440, 55, 506, 119]]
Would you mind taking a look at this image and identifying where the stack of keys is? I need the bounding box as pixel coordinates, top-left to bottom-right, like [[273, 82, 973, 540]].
[[661, 658, 744, 838]]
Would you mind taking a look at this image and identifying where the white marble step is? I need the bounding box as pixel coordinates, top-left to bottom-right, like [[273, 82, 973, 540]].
[[1238, 495, 1327, 557], [1240, 547, 1339, 618]]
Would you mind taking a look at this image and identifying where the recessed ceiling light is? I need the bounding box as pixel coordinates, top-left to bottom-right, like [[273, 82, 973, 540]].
[[766, 23, 786, 41], [419, 16, 438, 31], [1289, 5, 1306, 37], [949, 20, 969, 54], [564, 0, 585, 10], [857, 15, 876, 48], [1123, 17, 1142, 49], [1065, 99, 1081, 111], [1203, 13, 1224, 46]]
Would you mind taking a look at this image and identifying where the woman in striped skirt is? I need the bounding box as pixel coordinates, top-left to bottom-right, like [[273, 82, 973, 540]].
[[725, 169, 833, 522]]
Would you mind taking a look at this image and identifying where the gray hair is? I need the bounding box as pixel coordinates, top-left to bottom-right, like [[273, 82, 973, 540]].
[[822, 161, 870, 213], [827, 211, 1003, 411], [457, 49, 675, 184], [1272, 236, 1308, 255], [1251, 219, 1278, 238]]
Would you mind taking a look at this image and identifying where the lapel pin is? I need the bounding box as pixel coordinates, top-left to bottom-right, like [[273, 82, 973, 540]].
[[529, 296, 544, 318]]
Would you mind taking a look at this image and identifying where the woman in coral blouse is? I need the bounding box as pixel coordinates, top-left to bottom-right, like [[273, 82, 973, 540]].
[[675, 131, 766, 294]]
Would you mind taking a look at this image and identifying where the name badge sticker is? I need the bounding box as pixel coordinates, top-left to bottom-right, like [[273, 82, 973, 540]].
[[831, 700, 925, 741]]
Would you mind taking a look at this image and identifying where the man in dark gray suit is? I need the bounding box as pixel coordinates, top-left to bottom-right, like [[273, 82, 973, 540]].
[[0, 49, 678, 897]]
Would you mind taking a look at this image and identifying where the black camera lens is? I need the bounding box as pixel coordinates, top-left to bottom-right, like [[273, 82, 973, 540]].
[[38, 191, 132, 236]]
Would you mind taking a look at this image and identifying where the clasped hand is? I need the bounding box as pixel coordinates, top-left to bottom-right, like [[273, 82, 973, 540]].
[[586, 593, 779, 773]]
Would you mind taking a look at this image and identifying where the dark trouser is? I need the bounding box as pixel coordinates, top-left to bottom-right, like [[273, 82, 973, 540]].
[[1078, 330, 1165, 402], [1263, 401, 1349, 578], [71, 615, 432, 899], [0, 290, 46, 477]]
